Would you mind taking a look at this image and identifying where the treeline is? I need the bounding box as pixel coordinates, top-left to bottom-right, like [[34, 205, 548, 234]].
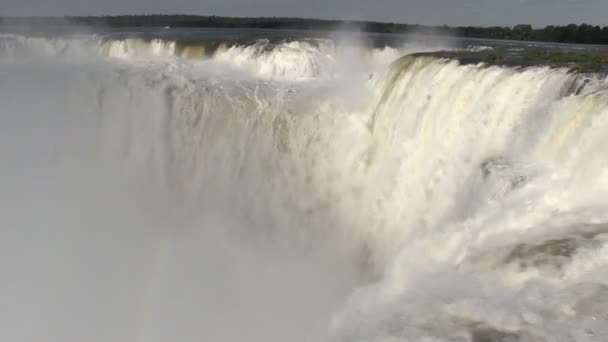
[[459, 24, 608, 45], [1, 15, 347, 31], [2, 15, 608, 45]]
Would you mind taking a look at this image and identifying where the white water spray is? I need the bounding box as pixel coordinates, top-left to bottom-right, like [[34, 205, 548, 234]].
[[1, 33, 608, 342]]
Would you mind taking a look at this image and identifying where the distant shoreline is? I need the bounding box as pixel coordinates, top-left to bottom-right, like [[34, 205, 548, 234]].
[[2, 15, 608, 46]]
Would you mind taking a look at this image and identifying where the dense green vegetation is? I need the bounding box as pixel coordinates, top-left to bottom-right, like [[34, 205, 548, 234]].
[[2, 15, 608, 45], [460, 24, 608, 45], [420, 49, 608, 73], [524, 49, 608, 72]]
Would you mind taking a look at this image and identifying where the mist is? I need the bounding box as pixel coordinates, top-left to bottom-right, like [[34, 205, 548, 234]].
[[0, 43, 365, 342], [4, 24, 608, 342]]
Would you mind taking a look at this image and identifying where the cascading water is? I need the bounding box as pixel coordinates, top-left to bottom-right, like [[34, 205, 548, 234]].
[[1, 32, 608, 342]]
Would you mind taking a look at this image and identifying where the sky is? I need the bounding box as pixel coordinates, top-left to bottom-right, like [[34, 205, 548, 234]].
[[1, 0, 607, 27]]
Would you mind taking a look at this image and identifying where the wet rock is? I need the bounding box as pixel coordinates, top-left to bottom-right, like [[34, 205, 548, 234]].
[[480, 157, 530, 190], [502, 225, 608, 270], [471, 328, 520, 342]]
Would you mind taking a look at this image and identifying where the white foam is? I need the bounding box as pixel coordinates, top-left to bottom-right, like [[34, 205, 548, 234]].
[[2, 33, 608, 342]]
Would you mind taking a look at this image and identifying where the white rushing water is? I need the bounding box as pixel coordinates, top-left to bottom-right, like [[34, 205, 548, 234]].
[[1, 33, 608, 342]]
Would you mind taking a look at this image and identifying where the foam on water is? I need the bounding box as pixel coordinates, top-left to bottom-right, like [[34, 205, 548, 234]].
[[1, 32, 608, 342]]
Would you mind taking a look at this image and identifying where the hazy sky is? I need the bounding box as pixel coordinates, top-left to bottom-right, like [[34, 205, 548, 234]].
[[2, 0, 607, 27]]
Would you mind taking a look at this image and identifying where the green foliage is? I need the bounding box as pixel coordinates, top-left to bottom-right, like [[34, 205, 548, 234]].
[[524, 49, 608, 72], [483, 53, 498, 64], [3, 16, 608, 46]]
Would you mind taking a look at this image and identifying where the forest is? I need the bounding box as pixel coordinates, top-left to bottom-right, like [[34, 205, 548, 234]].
[[2, 15, 608, 45]]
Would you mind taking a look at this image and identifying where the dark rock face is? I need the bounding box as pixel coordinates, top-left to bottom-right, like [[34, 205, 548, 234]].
[[471, 328, 520, 342], [504, 238, 582, 269], [502, 225, 608, 271], [480, 157, 530, 190]]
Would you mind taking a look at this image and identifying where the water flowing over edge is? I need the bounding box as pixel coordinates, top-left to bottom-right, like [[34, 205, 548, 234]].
[[2, 32, 608, 342]]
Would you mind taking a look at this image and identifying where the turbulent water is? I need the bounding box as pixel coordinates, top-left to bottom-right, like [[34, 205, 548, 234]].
[[2, 31, 608, 342]]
